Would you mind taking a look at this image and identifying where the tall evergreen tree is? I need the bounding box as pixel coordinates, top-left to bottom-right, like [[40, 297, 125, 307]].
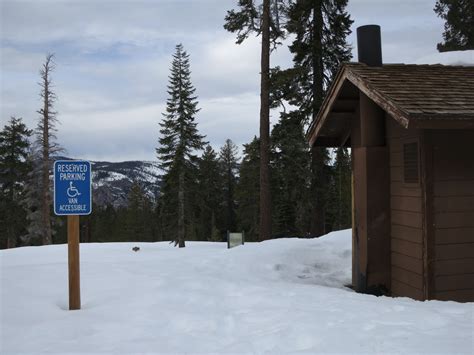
[[156, 44, 206, 248], [328, 147, 351, 231], [236, 137, 260, 242], [286, 0, 352, 114], [94, 204, 117, 242], [271, 112, 311, 236], [224, 0, 286, 47], [196, 145, 223, 241], [126, 182, 154, 242], [23, 147, 43, 246], [0, 117, 32, 249], [225, 0, 287, 240], [435, 0, 474, 52], [259, 0, 272, 241], [35, 53, 62, 245], [219, 139, 239, 234], [285, 0, 352, 236]]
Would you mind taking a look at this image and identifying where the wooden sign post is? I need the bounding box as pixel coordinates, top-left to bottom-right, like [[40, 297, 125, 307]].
[[68, 215, 81, 310], [54, 160, 92, 311]]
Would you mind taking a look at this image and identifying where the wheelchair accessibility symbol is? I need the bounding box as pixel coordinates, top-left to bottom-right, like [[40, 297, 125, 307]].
[[67, 181, 81, 198]]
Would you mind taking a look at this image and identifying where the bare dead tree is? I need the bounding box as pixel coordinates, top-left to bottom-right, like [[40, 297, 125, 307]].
[[35, 53, 62, 245]]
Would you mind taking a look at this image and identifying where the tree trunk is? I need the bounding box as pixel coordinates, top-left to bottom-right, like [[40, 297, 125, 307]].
[[312, 0, 324, 110], [7, 182, 16, 248], [42, 68, 52, 245], [259, 0, 272, 241], [309, 0, 326, 237], [178, 170, 185, 247], [7, 225, 16, 249]]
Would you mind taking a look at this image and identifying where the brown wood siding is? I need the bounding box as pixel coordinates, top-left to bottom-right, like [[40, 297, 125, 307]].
[[392, 266, 423, 289], [434, 180, 474, 197], [434, 196, 474, 212], [432, 130, 474, 302], [435, 289, 474, 302], [435, 244, 474, 260], [391, 238, 422, 259], [391, 252, 423, 275], [391, 210, 423, 229], [391, 279, 424, 300], [388, 117, 424, 297], [435, 228, 474, 245], [435, 259, 474, 275], [391, 225, 423, 244], [435, 274, 474, 291], [435, 212, 474, 229], [391, 196, 422, 213], [391, 182, 422, 197]]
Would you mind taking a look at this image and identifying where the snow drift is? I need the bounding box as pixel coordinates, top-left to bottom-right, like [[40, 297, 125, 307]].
[[1, 230, 472, 354], [414, 49, 474, 66]]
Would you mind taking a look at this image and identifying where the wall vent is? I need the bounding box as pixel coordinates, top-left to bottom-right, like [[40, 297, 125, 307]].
[[403, 142, 419, 184]]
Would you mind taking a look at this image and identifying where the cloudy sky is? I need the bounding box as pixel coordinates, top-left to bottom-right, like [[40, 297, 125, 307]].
[[1, 0, 444, 162]]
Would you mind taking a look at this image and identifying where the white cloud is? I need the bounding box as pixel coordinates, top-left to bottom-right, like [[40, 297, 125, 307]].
[[54, 93, 262, 162], [1, 0, 446, 161]]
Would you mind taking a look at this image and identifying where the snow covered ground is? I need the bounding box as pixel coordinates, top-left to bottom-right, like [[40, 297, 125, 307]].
[[1, 230, 472, 354]]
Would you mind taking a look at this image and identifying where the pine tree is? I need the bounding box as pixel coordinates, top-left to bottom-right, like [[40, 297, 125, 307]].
[[219, 139, 239, 234], [328, 147, 351, 230], [114, 207, 130, 242], [271, 112, 311, 236], [258, 0, 272, 241], [154, 193, 165, 242], [196, 145, 223, 241], [95, 204, 117, 242], [0, 117, 32, 249], [236, 137, 260, 242], [309, 146, 330, 236], [209, 212, 221, 242], [286, 0, 352, 115], [435, 0, 474, 52], [285, 0, 352, 236], [225, 0, 287, 241], [156, 44, 206, 248], [127, 182, 144, 241], [126, 182, 153, 242], [80, 203, 97, 243], [143, 194, 156, 242], [224, 0, 286, 47], [35, 54, 62, 245], [23, 147, 43, 245]]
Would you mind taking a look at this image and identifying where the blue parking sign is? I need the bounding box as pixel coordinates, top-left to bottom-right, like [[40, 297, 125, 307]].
[[54, 160, 92, 215]]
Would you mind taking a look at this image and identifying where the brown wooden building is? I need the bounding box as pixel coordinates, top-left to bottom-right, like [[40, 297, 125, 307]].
[[308, 26, 474, 302]]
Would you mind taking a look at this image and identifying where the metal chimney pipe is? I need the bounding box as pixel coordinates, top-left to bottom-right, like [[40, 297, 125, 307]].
[[357, 25, 382, 67]]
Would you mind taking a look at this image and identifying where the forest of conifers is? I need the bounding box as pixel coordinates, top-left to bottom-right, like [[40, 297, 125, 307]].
[[2, 0, 465, 249]]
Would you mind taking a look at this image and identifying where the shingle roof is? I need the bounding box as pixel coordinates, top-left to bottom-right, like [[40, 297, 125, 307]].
[[308, 62, 474, 146], [345, 63, 474, 121]]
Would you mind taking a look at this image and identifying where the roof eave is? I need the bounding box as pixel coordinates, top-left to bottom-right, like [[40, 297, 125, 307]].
[[408, 116, 474, 129], [344, 69, 411, 129], [307, 64, 413, 147], [307, 65, 349, 146]]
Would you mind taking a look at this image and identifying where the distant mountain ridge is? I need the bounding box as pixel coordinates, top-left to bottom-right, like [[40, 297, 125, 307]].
[[54, 157, 161, 208]]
